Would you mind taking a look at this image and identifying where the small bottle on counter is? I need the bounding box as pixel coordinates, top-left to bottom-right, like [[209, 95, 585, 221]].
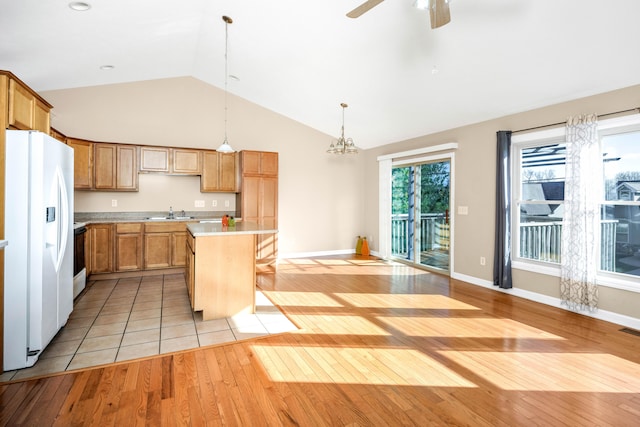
[[229, 216, 236, 227], [222, 215, 229, 226]]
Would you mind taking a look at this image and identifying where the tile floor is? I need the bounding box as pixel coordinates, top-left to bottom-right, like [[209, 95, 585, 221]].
[[1, 273, 297, 382]]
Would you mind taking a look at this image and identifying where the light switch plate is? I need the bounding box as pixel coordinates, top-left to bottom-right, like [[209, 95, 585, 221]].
[[458, 206, 469, 215], [195, 200, 205, 208]]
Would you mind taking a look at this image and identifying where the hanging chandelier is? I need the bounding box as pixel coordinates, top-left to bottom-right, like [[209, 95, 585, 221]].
[[327, 103, 358, 155], [217, 15, 235, 153]]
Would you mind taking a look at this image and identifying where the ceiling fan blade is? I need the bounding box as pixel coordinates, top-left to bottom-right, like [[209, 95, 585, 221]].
[[430, 0, 451, 29], [347, 0, 385, 18]]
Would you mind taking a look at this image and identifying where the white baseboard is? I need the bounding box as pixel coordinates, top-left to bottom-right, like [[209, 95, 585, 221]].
[[451, 272, 640, 331]]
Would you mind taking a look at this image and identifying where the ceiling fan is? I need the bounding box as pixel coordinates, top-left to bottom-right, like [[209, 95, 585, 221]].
[[347, 0, 451, 29]]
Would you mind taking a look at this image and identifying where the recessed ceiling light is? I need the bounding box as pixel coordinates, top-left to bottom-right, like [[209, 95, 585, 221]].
[[100, 65, 115, 71], [69, 2, 91, 11]]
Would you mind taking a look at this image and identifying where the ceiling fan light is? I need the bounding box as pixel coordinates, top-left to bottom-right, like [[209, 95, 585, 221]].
[[413, 0, 430, 11]]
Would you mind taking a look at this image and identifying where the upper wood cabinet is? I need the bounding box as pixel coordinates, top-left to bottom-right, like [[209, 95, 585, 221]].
[[139, 146, 169, 173], [5, 74, 52, 133], [241, 150, 278, 176], [172, 148, 201, 175], [200, 150, 237, 192], [66, 138, 94, 190], [94, 143, 138, 191], [139, 146, 202, 175], [50, 127, 66, 143]]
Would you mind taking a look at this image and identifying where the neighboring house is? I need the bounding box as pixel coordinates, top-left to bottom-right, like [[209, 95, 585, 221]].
[[614, 181, 640, 247], [521, 181, 564, 220], [616, 181, 640, 201]]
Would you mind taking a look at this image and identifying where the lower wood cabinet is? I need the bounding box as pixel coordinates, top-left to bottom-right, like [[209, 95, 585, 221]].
[[115, 223, 143, 272], [144, 222, 188, 270], [88, 223, 113, 275], [86, 221, 189, 275]]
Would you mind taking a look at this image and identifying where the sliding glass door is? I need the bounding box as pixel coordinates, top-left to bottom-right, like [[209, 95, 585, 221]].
[[391, 160, 450, 271]]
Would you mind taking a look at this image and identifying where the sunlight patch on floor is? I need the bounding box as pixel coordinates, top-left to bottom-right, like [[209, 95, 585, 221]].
[[251, 344, 477, 387], [269, 291, 345, 307], [294, 315, 392, 335], [335, 293, 481, 310], [440, 351, 640, 392], [377, 316, 566, 340]]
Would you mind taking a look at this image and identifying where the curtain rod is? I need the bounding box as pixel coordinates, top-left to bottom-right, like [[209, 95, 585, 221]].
[[512, 107, 640, 134]]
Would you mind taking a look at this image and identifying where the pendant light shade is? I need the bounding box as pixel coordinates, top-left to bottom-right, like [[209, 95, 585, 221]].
[[218, 15, 235, 153]]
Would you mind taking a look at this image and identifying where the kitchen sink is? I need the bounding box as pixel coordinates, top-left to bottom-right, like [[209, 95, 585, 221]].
[[145, 216, 194, 221]]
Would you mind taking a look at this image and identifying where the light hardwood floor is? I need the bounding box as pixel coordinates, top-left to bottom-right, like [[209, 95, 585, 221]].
[[2, 255, 640, 426]]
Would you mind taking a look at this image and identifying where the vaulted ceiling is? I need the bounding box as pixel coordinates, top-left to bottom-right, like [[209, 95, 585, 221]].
[[3, 0, 640, 148]]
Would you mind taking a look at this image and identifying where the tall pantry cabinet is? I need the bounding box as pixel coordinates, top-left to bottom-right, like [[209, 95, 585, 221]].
[[236, 151, 278, 266]]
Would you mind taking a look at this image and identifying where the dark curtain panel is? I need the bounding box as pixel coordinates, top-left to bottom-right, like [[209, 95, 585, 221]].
[[494, 130, 513, 289]]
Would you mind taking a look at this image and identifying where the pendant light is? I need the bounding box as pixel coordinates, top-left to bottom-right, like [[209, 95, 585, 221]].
[[327, 103, 358, 154], [217, 15, 235, 153]]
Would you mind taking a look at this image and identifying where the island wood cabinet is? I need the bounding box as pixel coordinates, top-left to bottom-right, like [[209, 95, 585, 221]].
[[139, 146, 201, 175], [115, 223, 143, 272], [200, 150, 237, 192], [143, 222, 188, 269], [87, 223, 114, 275], [94, 143, 138, 191], [236, 150, 278, 265], [185, 231, 196, 307], [186, 230, 256, 320]]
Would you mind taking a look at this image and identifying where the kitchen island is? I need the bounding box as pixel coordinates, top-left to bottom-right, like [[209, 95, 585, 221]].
[[186, 221, 278, 320]]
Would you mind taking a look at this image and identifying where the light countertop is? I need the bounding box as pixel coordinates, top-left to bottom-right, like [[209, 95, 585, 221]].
[[187, 221, 278, 237]]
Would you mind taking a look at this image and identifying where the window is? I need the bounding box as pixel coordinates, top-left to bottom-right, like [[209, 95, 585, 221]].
[[512, 115, 640, 287]]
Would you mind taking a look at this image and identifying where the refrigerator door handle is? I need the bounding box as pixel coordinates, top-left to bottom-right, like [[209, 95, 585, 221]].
[[54, 166, 70, 272]]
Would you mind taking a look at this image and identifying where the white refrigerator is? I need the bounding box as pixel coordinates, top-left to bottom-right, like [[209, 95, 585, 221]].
[[4, 130, 74, 370]]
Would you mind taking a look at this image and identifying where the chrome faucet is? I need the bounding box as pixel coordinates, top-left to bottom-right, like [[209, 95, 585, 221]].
[[168, 206, 174, 219], [181, 209, 186, 217]]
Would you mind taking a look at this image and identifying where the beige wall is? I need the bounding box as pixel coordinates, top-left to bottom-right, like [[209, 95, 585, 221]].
[[364, 83, 640, 323], [42, 77, 640, 323], [42, 77, 366, 256]]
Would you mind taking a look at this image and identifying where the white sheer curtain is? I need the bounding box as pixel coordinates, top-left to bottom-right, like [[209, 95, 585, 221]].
[[560, 114, 600, 311]]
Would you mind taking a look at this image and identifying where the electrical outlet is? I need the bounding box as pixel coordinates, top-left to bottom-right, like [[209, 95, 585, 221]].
[[195, 200, 205, 208], [225, 200, 230, 208], [111, 199, 117, 207], [212, 200, 217, 207], [480, 256, 486, 266]]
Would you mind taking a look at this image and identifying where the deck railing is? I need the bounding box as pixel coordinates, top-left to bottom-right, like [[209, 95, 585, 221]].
[[519, 220, 617, 270], [392, 215, 618, 270], [391, 214, 447, 257]]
